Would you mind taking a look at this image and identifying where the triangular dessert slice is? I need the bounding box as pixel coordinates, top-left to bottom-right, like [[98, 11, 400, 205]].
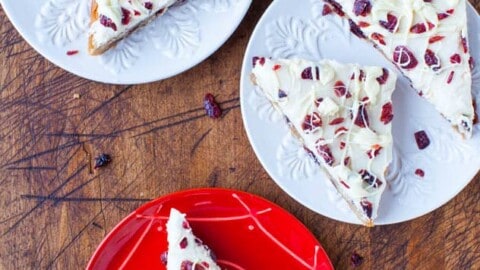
[[324, 0, 475, 138], [88, 0, 177, 55], [251, 58, 397, 226], [163, 208, 220, 270]]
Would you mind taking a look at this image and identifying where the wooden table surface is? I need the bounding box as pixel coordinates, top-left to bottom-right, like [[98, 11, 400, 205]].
[[1, 1, 479, 269]]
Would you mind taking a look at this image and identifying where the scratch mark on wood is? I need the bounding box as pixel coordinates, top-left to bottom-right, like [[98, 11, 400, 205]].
[[84, 86, 132, 120], [20, 195, 151, 203], [190, 128, 212, 156], [6, 166, 57, 171]]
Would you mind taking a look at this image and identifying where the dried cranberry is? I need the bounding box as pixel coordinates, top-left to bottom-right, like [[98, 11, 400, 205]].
[[301, 66, 320, 80], [437, 13, 449, 20], [366, 146, 382, 159], [360, 200, 373, 218], [203, 93, 222, 119], [324, 0, 345, 16], [160, 251, 168, 265], [410, 22, 434, 33], [461, 37, 468, 53], [252, 56, 265, 67], [469, 57, 475, 70], [429, 35, 444, 44], [329, 117, 345, 125], [339, 141, 346, 150], [354, 104, 369, 128], [380, 102, 393, 124], [273, 64, 282, 71], [182, 220, 190, 229], [360, 170, 382, 187], [99, 15, 117, 31], [278, 89, 288, 98], [424, 49, 440, 71], [371, 32, 386, 46], [121, 8, 131, 25], [353, 0, 371, 17], [414, 130, 430, 150], [358, 21, 370, 28], [179, 237, 188, 249], [393, 46, 418, 69], [340, 180, 350, 189], [180, 260, 193, 270], [349, 19, 365, 38], [450, 54, 461, 64], [415, 169, 425, 178], [334, 81, 346, 97], [379, 13, 398, 32], [343, 156, 351, 166], [66, 50, 79, 56], [335, 127, 349, 136], [447, 71, 455, 84], [316, 144, 334, 166], [134, 10, 141, 16], [322, 4, 333, 15], [351, 251, 364, 267], [144, 2, 153, 9], [302, 112, 323, 132], [376, 68, 389, 85], [94, 154, 111, 169], [315, 97, 324, 107]]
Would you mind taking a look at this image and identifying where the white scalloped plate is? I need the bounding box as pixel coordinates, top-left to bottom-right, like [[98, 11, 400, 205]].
[[240, 0, 480, 225], [0, 0, 251, 84]]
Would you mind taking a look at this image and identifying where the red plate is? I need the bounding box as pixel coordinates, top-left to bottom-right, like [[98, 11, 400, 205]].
[[86, 188, 333, 270]]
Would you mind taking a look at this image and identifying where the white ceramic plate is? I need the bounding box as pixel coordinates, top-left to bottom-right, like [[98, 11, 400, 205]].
[[240, 0, 480, 225], [0, 0, 251, 84]]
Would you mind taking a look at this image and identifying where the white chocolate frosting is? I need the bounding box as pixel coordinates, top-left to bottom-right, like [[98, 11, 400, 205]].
[[90, 0, 176, 49], [252, 58, 397, 225], [329, 0, 474, 138], [166, 208, 220, 270]]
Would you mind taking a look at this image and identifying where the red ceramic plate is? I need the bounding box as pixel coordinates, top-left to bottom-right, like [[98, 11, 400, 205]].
[[86, 188, 333, 270]]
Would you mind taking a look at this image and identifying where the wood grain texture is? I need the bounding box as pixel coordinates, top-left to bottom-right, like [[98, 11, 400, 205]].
[[0, 1, 479, 269]]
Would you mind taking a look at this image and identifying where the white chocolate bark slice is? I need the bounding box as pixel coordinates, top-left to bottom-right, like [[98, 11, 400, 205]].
[[165, 208, 220, 270], [251, 58, 397, 226], [89, 0, 177, 55], [324, 0, 475, 138]]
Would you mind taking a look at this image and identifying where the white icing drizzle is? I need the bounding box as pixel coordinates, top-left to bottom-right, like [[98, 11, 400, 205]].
[[252, 58, 396, 222]]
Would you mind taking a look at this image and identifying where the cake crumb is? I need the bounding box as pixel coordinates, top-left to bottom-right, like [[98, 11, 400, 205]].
[[73, 93, 81, 99]]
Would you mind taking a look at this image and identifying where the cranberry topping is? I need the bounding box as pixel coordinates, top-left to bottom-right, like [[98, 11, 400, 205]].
[[349, 19, 365, 38], [316, 144, 334, 166], [322, 4, 333, 15], [428, 35, 444, 44], [179, 237, 188, 249], [182, 220, 190, 229], [315, 97, 324, 107], [134, 10, 141, 16], [360, 169, 382, 187], [203, 93, 222, 119], [335, 127, 349, 136], [351, 251, 364, 267], [160, 251, 168, 265], [339, 141, 346, 150], [66, 50, 79, 56], [424, 49, 440, 71], [252, 56, 265, 67], [353, 0, 371, 17], [410, 22, 434, 33], [273, 64, 282, 71], [414, 130, 430, 150], [379, 13, 398, 32], [340, 180, 350, 189], [461, 37, 468, 53], [334, 81, 346, 97], [278, 89, 288, 98], [367, 146, 382, 159], [343, 156, 351, 166], [469, 57, 475, 70], [358, 21, 370, 28], [360, 200, 373, 218], [354, 104, 369, 128], [376, 68, 389, 85], [99, 15, 117, 31], [371, 32, 386, 46], [329, 117, 345, 125], [324, 0, 345, 16], [393, 46, 418, 69], [302, 112, 323, 132], [121, 8, 131, 25], [144, 2, 153, 9], [301, 66, 320, 80], [450, 54, 461, 64], [447, 71, 455, 84], [380, 102, 393, 125], [415, 169, 425, 178]]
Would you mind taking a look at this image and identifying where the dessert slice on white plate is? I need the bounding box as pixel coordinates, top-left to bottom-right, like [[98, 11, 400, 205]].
[[88, 0, 178, 55], [324, 0, 475, 138], [164, 208, 220, 270], [251, 57, 397, 226]]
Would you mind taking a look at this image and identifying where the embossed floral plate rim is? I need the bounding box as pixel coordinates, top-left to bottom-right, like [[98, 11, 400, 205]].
[[0, 0, 252, 84], [240, 0, 480, 225], [86, 188, 334, 270]]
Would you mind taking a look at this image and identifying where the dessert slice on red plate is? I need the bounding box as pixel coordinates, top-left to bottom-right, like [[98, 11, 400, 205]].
[[163, 208, 220, 270], [324, 0, 475, 138], [251, 58, 397, 226], [88, 0, 177, 55]]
